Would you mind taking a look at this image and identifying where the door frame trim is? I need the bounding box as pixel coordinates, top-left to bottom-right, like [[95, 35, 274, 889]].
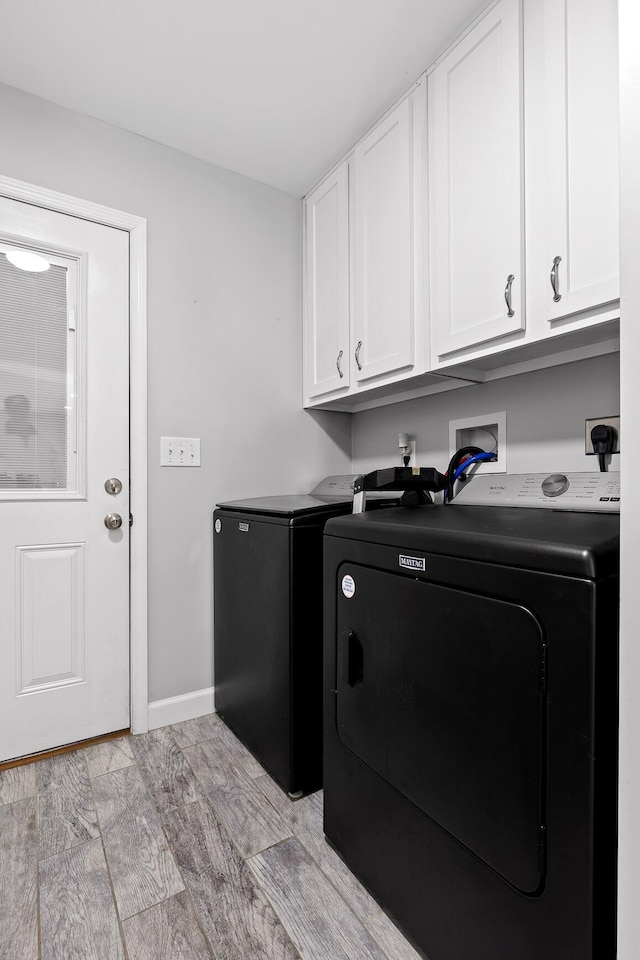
[[0, 174, 149, 734]]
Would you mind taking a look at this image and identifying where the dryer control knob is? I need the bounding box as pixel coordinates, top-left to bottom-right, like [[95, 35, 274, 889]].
[[541, 473, 570, 497]]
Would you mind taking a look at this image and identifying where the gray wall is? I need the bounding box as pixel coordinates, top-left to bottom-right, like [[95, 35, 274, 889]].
[[0, 82, 621, 706], [0, 83, 351, 703], [352, 353, 620, 476]]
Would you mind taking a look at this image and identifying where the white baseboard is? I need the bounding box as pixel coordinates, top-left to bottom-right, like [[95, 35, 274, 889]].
[[148, 686, 216, 730]]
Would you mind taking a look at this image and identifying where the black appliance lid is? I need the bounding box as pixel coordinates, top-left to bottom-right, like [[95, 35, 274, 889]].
[[215, 493, 352, 517], [325, 504, 619, 578]]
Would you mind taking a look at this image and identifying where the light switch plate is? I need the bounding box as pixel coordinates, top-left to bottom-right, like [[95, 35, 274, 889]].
[[161, 436, 201, 466]]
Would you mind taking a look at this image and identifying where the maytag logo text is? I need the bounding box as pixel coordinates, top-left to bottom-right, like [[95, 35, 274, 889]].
[[399, 555, 426, 571]]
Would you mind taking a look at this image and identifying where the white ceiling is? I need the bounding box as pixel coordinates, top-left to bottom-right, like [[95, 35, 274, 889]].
[[0, 0, 486, 197]]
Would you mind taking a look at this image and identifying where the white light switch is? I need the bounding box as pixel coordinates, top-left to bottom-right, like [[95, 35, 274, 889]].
[[161, 436, 201, 466]]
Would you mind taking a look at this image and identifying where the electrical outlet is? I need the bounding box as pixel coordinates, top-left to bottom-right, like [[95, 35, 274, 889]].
[[398, 434, 416, 466], [161, 436, 201, 466], [402, 441, 417, 464], [449, 412, 506, 474], [585, 416, 620, 455]]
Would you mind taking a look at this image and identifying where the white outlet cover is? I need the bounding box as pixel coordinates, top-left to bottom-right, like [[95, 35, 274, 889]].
[[160, 436, 201, 467], [448, 411, 506, 475]]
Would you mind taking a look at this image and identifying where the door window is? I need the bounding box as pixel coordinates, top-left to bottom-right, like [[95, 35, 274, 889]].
[[0, 241, 80, 497]]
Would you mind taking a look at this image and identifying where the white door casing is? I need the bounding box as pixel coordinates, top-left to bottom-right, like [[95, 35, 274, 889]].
[[0, 174, 148, 741], [0, 196, 132, 761], [430, 0, 525, 358]]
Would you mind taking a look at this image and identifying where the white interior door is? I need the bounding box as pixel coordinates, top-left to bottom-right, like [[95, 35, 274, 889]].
[[0, 196, 130, 763]]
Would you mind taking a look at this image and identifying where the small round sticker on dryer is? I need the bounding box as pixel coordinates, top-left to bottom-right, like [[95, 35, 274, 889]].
[[214, 518, 221, 533], [341, 574, 356, 599]]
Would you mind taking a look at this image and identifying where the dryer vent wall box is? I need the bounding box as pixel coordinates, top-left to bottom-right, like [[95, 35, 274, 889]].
[[323, 482, 619, 960]]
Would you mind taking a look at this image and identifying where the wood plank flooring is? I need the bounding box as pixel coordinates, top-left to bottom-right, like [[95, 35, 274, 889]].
[[40, 839, 124, 960], [0, 712, 425, 960], [0, 797, 38, 959]]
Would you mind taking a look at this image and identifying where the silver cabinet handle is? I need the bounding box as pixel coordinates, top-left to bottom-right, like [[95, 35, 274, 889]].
[[504, 275, 515, 318], [550, 256, 562, 302], [355, 341, 363, 371], [336, 350, 344, 379]]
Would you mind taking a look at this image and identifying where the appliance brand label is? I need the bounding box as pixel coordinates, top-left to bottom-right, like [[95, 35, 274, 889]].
[[399, 554, 426, 571], [341, 574, 356, 598], [238, 522, 249, 532], [214, 518, 221, 533]]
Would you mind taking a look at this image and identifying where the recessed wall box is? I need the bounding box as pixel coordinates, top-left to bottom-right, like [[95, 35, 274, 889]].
[[449, 412, 506, 475]]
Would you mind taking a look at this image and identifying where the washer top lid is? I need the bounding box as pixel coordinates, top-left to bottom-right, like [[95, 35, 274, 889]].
[[325, 504, 619, 578], [217, 474, 397, 516], [215, 493, 352, 517]]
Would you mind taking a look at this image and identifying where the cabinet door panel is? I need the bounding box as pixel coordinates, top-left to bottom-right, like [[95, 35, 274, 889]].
[[304, 166, 350, 399], [353, 98, 414, 382], [543, 0, 619, 321], [431, 0, 524, 358]]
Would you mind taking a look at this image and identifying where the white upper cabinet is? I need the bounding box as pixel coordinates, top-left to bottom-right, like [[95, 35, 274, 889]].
[[302, 0, 619, 410], [430, 0, 525, 359], [528, 0, 619, 327], [304, 163, 350, 400], [352, 89, 421, 383]]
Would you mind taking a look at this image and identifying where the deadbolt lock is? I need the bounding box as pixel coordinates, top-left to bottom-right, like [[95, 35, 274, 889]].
[[104, 477, 123, 495]]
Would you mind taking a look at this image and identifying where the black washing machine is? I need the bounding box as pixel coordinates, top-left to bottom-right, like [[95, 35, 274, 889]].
[[214, 475, 396, 798], [323, 472, 620, 960], [214, 475, 356, 797]]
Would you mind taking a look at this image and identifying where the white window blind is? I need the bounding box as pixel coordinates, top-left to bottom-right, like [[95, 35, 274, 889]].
[[0, 252, 70, 491]]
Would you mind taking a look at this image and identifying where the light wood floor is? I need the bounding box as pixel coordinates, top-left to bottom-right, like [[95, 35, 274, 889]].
[[0, 713, 424, 960]]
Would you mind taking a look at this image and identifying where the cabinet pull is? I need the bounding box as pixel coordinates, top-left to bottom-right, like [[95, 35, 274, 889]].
[[504, 274, 515, 318], [355, 341, 363, 371], [336, 350, 344, 378], [550, 256, 562, 302]]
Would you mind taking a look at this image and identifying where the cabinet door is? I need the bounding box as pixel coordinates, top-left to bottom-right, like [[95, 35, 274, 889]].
[[304, 165, 350, 399], [541, 0, 619, 322], [431, 0, 524, 358], [353, 96, 415, 382]]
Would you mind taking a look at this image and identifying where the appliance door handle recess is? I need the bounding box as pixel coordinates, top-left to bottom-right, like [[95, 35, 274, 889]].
[[504, 274, 515, 318], [341, 629, 363, 687]]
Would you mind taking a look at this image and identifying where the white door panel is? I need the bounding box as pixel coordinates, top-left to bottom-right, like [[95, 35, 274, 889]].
[[304, 164, 350, 399], [542, 0, 619, 320], [353, 96, 414, 381], [0, 197, 129, 762], [431, 0, 524, 357]]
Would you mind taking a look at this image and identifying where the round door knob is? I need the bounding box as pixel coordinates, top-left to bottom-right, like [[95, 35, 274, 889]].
[[104, 477, 122, 495], [541, 473, 570, 498], [104, 512, 123, 530]]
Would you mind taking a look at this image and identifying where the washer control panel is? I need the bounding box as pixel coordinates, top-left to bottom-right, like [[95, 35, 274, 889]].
[[453, 472, 620, 511]]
